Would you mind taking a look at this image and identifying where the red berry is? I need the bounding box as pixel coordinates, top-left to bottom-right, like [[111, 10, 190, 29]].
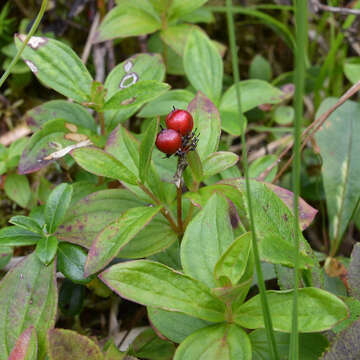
[[155, 129, 182, 155], [166, 109, 194, 135]]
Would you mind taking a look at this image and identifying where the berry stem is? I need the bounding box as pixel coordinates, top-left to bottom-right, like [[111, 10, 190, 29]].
[[177, 185, 183, 235]]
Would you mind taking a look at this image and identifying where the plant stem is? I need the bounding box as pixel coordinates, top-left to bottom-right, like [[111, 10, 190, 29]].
[[289, 1, 307, 359], [98, 111, 105, 136], [177, 185, 183, 235], [138, 183, 179, 234], [0, 0, 48, 89], [225, 1, 279, 359]]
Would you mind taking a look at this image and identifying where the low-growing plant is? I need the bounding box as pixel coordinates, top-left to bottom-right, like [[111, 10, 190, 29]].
[[1, 0, 360, 359]]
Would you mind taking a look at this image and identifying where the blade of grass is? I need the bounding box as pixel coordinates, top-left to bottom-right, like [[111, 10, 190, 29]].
[[0, 0, 48, 89], [208, 5, 295, 51], [225, 1, 279, 359], [289, 1, 308, 359]]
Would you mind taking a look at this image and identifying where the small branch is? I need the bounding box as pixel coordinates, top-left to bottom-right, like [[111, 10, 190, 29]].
[[81, 12, 100, 64], [138, 183, 179, 234], [258, 80, 360, 182], [311, 0, 360, 15], [0, 123, 31, 146]]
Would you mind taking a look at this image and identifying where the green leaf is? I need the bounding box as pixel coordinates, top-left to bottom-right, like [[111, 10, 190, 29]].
[[180, 7, 215, 23], [47, 328, 103, 360], [8, 327, 38, 360], [129, 328, 175, 360], [249, 55, 272, 81], [35, 236, 58, 265], [45, 183, 73, 233], [18, 119, 92, 174], [4, 174, 31, 208], [85, 206, 162, 276], [315, 98, 360, 249], [0, 227, 42, 246], [56, 189, 146, 248], [250, 329, 329, 360], [234, 287, 348, 332], [184, 29, 223, 104], [100, 260, 226, 322], [59, 279, 85, 317], [9, 216, 43, 235], [105, 124, 175, 205], [174, 323, 252, 360], [72, 147, 138, 184], [186, 150, 204, 183], [95, 0, 161, 42], [259, 234, 315, 269], [139, 118, 159, 183], [168, 0, 208, 21], [119, 215, 178, 259], [57, 243, 94, 284], [203, 152, 239, 179], [187, 92, 221, 160], [104, 53, 165, 130], [0, 246, 12, 270], [105, 125, 140, 179], [104, 341, 126, 360], [273, 105, 294, 125], [265, 182, 318, 231], [214, 232, 252, 286], [0, 253, 57, 360], [249, 155, 278, 183], [219, 80, 285, 135], [25, 100, 97, 132], [15, 35, 93, 102], [103, 80, 170, 111], [343, 57, 360, 85], [221, 179, 316, 257], [333, 297, 360, 334], [147, 307, 211, 343], [139, 90, 194, 117], [181, 194, 233, 288], [148, 240, 181, 270]]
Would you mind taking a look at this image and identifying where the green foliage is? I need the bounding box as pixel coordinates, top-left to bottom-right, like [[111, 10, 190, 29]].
[[0, 2, 357, 358]]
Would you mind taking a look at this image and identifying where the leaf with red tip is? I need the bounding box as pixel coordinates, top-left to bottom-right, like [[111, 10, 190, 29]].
[[47, 328, 103, 360], [0, 253, 57, 360], [265, 182, 318, 230], [8, 327, 37, 360]]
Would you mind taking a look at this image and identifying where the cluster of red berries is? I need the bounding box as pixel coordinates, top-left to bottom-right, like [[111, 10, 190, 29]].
[[155, 108, 197, 157]]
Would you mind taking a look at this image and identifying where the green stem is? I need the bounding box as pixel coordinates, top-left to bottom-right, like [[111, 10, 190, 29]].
[[177, 185, 183, 235], [0, 0, 48, 89], [138, 183, 179, 234], [225, 1, 279, 359], [289, 1, 307, 359]]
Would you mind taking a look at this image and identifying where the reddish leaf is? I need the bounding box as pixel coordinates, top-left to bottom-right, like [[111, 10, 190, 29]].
[[8, 327, 37, 360], [265, 182, 318, 230], [48, 329, 103, 360]]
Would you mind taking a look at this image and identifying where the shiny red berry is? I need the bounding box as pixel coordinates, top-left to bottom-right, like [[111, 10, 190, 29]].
[[155, 129, 182, 155], [166, 109, 194, 135]]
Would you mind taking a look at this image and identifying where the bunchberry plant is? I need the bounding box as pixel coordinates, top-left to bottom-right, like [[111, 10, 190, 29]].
[[0, 0, 358, 359]]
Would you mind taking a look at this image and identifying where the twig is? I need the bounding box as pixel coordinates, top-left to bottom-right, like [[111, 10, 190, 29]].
[[81, 12, 100, 64], [249, 135, 292, 162], [0, 123, 31, 146], [258, 80, 360, 182], [311, 0, 360, 15], [138, 183, 179, 234]]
